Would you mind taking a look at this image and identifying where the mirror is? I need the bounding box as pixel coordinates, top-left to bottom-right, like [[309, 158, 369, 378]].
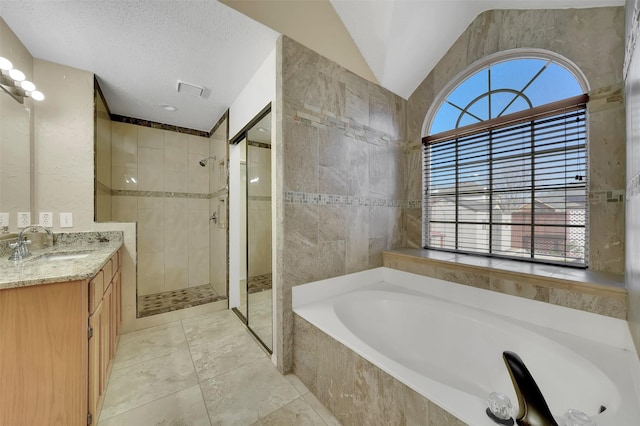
[[232, 107, 272, 351], [246, 111, 272, 351], [0, 88, 31, 232]]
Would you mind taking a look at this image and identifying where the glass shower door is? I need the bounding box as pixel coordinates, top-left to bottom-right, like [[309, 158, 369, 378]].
[[246, 140, 272, 351]]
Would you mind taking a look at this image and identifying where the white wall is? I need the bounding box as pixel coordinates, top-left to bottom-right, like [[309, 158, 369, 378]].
[[228, 45, 276, 361], [33, 58, 95, 230], [229, 48, 276, 139]]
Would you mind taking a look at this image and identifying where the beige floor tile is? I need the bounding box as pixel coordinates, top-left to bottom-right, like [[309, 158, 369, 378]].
[[113, 322, 187, 369], [200, 358, 300, 426], [182, 310, 246, 345], [190, 331, 268, 381], [98, 385, 211, 426], [303, 393, 342, 426], [100, 345, 198, 421], [250, 396, 327, 426], [285, 374, 310, 395]]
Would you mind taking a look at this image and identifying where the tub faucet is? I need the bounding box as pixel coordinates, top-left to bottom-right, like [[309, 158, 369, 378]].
[[9, 224, 52, 261], [503, 351, 558, 426]]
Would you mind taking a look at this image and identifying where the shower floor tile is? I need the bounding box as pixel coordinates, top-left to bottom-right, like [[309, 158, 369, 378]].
[[248, 273, 272, 294], [138, 284, 227, 318]]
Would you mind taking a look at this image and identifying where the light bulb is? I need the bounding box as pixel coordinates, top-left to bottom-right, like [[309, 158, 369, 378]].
[[9, 68, 25, 82], [20, 80, 36, 92], [30, 90, 45, 101], [0, 57, 12, 71]]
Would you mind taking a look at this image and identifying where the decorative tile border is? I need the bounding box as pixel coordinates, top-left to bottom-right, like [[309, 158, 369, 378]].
[[247, 140, 271, 149], [96, 181, 111, 194], [284, 191, 420, 208], [249, 195, 272, 202], [111, 189, 227, 200], [589, 189, 625, 204], [211, 188, 228, 199], [111, 114, 210, 138], [285, 100, 404, 147]]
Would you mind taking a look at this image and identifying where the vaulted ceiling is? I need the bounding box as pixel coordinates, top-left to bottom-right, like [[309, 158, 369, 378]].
[[0, 0, 624, 132]]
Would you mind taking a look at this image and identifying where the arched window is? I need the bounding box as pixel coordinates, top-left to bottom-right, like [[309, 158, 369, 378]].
[[423, 50, 589, 266]]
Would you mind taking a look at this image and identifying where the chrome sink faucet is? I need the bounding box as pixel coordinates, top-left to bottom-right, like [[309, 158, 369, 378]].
[[9, 224, 53, 261]]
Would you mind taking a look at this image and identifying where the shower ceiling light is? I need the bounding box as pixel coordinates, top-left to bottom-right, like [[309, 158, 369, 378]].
[[0, 56, 45, 103], [160, 104, 177, 111]]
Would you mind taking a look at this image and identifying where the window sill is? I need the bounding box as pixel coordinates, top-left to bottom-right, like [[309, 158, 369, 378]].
[[382, 248, 626, 319]]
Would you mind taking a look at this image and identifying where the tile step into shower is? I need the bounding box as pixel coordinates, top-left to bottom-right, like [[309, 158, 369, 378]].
[[137, 284, 227, 318]]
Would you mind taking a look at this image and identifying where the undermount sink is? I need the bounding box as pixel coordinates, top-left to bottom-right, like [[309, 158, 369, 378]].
[[42, 252, 90, 261]]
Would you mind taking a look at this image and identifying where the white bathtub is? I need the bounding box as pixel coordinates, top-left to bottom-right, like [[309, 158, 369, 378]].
[[292, 267, 640, 425]]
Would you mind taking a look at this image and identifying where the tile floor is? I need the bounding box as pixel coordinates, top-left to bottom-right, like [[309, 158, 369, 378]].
[[99, 309, 340, 426]]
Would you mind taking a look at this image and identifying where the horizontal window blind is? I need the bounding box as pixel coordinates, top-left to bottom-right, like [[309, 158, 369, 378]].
[[424, 106, 588, 267]]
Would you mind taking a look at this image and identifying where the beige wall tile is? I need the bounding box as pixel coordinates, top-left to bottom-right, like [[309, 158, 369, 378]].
[[138, 251, 165, 295], [112, 122, 138, 168], [137, 126, 164, 150], [189, 247, 210, 287]]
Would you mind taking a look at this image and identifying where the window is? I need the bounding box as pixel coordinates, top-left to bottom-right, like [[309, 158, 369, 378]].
[[423, 53, 589, 267]]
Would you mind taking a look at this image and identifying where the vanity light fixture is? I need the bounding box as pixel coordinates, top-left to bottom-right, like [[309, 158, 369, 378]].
[[0, 56, 45, 103]]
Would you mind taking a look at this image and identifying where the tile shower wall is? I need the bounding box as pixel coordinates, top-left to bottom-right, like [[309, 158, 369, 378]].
[[277, 36, 407, 372], [209, 118, 228, 297], [406, 7, 626, 275], [111, 122, 212, 297], [95, 91, 112, 221], [625, 0, 640, 357], [248, 144, 272, 277]]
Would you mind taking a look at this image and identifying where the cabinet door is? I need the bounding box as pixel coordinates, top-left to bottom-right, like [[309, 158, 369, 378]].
[[0, 280, 88, 426], [102, 283, 113, 381], [114, 270, 121, 338], [88, 300, 104, 424]]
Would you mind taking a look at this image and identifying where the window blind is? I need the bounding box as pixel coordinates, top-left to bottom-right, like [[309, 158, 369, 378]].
[[423, 105, 588, 267]]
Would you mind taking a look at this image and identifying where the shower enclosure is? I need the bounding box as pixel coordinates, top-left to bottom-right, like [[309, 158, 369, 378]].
[[231, 107, 273, 351], [94, 106, 230, 318]]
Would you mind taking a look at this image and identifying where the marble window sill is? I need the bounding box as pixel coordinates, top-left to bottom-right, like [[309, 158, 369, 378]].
[[383, 248, 627, 319]]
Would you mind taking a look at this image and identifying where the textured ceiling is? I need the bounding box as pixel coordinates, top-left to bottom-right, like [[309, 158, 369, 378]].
[[0, 0, 625, 132], [0, 0, 279, 132]]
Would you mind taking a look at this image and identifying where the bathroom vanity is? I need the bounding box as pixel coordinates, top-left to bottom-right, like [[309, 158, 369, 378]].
[[0, 237, 122, 426]]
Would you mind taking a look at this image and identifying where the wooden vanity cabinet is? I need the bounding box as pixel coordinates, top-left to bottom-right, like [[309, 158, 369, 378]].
[[88, 250, 121, 424], [0, 248, 122, 426]]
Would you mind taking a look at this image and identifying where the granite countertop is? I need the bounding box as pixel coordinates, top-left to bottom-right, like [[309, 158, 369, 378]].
[[0, 233, 123, 290]]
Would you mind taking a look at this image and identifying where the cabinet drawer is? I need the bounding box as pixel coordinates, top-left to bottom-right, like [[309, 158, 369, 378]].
[[103, 259, 113, 286], [112, 251, 120, 274], [89, 270, 104, 314]]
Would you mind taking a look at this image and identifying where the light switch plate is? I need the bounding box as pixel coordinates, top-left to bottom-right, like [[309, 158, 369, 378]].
[[39, 212, 53, 228], [60, 212, 73, 228], [17, 212, 31, 228], [0, 213, 9, 227]]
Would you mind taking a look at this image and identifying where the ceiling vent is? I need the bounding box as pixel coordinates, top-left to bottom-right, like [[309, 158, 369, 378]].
[[176, 80, 205, 97]]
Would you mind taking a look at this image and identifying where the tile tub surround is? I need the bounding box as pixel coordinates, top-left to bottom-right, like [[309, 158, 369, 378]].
[[0, 231, 123, 289], [383, 249, 627, 319], [293, 314, 466, 426], [277, 35, 407, 373], [291, 268, 640, 425]]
